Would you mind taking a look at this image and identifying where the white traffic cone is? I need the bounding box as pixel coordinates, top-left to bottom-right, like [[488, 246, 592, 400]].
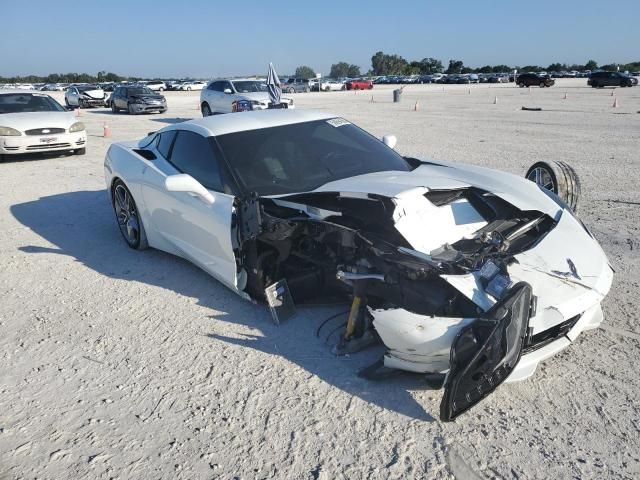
[[493, 96, 498, 104], [611, 90, 615, 97], [613, 97, 619, 108], [370, 95, 374, 103], [564, 92, 568, 100], [413, 101, 419, 111]]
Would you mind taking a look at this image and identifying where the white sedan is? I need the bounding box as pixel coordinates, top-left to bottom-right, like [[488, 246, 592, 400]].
[[64, 84, 108, 108], [104, 109, 612, 421], [178, 81, 206, 91], [0, 90, 86, 161]]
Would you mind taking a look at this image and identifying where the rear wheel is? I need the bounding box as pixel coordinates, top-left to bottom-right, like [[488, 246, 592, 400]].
[[525, 161, 581, 212], [112, 180, 148, 250], [112, 102, 119, 113]]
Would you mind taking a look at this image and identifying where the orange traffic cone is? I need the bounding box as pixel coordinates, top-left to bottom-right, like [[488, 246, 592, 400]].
[[611, 90, 615, 97], [564, 92, 568, 100], [613, 97, 619, 108], [493, 96, 498, 104], [468, 88, 471, 95], [103, 122, 111, 138], [370, 95, 374, 103], [75, 107, 82, 117], [414, 101, 419, 111]]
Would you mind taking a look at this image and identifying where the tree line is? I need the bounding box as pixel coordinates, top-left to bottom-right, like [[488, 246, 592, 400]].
[[294, 54, 640, 79], [4, 56, 640, 85]]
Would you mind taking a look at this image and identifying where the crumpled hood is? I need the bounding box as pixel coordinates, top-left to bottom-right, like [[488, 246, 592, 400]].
[[0, 112, 76, 132], [237, 92, 293, 105], [80, 89, 105, 99], [313, 160, 562, 219], [130, 94, 165, 102]]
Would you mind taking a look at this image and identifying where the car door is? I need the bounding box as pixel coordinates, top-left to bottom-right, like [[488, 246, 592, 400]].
[[140, 129, 238, 289], [67, 87, 79, 106], [204, 81, 223, 113]]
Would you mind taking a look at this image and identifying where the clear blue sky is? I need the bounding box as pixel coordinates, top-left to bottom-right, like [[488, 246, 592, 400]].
[[3, 0, 638, 78]]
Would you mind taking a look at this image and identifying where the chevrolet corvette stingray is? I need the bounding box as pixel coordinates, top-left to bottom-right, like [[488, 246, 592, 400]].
[[104, 110, 612, 421]]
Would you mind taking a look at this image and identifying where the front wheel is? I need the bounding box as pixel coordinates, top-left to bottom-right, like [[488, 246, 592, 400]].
[[112, 102, 119, 113], [519, 82, 525, 88], [525, 161, 581, 212], [539, 82, 545, 88], [201, 103, 212, 117], [187, 87, 192, 91], [112, 180, 148, 250], [128, 103, 135, 115], [75, 148, 86, 156]]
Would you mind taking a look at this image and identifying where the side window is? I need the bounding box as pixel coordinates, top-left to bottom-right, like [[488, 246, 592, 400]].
[[168, 130, 222, 191], [157, 130, 177, 159], [224, 81, 233, 92]]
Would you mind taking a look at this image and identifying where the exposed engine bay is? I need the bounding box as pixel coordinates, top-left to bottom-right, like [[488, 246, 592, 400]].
[[230, 186, 561, 420], [236, 187, 553, 315]]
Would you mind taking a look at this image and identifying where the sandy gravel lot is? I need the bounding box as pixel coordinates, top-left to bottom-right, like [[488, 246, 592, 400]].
[[1, 79, 639, 479]]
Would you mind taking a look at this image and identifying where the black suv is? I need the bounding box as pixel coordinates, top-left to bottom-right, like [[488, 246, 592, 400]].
[[588, 71, 637, 88], [110, 85, 167, 114], [516, 73, 555, 88]]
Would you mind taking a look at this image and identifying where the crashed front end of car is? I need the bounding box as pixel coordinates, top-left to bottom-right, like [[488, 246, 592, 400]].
[[233, 161, 613, 421]]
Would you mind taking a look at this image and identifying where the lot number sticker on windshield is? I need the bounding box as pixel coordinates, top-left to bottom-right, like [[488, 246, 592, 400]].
[[327, 118, 350, 128]]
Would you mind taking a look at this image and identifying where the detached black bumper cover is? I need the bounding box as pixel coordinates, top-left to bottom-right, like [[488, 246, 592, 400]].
[[440, 282, 533, 422]]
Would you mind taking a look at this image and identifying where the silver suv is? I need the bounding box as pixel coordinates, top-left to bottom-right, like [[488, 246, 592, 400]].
[[282, 78, 310, 93]]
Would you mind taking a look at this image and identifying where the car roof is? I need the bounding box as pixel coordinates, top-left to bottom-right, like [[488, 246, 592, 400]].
[[160, 109, 336, 137]]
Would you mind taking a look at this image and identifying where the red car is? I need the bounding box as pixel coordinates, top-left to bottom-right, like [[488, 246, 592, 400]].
[[345, 79, 373, 90]]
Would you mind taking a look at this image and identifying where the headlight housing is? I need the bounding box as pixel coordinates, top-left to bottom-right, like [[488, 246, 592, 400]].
[[232, 100, 253, 112], [0, 126, 21, 136], [69, 122, 85, 133]]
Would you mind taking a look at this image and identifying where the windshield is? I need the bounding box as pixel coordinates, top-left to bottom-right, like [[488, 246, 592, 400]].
[[0, 93, 66, 114], [216, 118, 411, 196], [77, 85, 100, 92], [232, 81, 267, 93], [128, 87, 155, 95]]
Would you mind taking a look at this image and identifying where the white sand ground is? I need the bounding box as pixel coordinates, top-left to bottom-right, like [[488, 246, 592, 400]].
[[1, 79, 639, 479]]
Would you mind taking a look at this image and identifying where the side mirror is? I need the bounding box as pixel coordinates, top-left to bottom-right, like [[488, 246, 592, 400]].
[[165, 174, 215, 205], [382, 135, 397, 149], [223, 88, 232, 94]]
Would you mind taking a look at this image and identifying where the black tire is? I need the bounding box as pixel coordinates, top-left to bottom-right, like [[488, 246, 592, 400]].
[[159, 87, 164, 91], [111, 102, 119, 113], [525, 161, 581, 212], [288, 87, 295, 94], [75, 148, 86, 156], [305, 87, 310, 93], [539, 82, 545, 88], [519, 82, 525, 88], [111, 179, 148, 250], [128, 103, 135, 115], [201, 103, 212, 117], [187, 87, 192, 91]]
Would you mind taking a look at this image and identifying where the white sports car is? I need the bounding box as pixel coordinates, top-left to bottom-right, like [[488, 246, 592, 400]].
[[0, 90, 86, 161], [104, 110, 612, 421]]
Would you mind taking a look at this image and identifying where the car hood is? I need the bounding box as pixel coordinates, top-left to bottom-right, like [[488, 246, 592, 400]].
[[237, 92, 293, 104], [79, 89, 105, 99], [308, 160, 562, 219], [0, 111, 76, 131], [130, 94, 165, 101]]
